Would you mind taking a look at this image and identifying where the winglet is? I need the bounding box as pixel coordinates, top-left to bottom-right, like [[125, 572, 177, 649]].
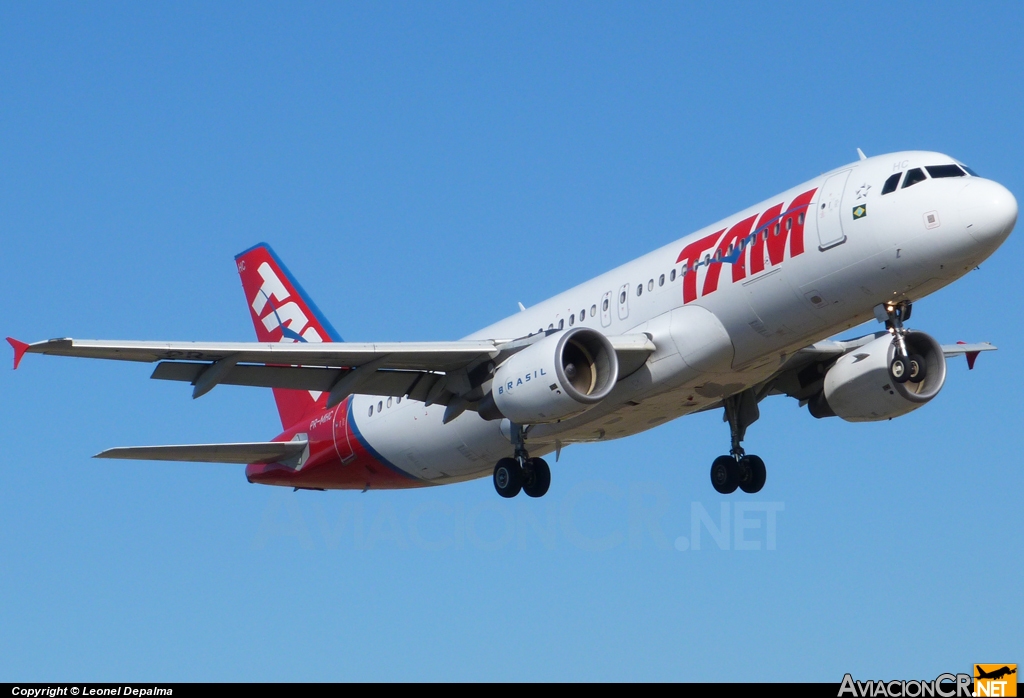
[[957, 340, 981, 370], [6, 337, 29, 370]]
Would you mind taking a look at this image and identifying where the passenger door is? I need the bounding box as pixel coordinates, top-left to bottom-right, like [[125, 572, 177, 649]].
[[332, 401, 357, 464], [816, 170, 851, 250]]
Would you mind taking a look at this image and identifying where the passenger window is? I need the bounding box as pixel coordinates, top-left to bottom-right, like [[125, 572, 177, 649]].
[[396, 396, 401, 404], [619, 290, 627, 303], [569, 314, 575, 326], [602, 299, 609, 311], [580, 308, 586, 319], [902, 168, 926, 188], [670, 269, 676, 282], [548, 323, 554, 330], [786, 217, 792, 231], [648, 279, 654, 291], [558, 319, 564, 330], [368, 405, 374, 416], [637, 284, 642, 296], [882, 173, 901, 195], [926, 164, 966, 179], [378, 400, 383, 413], [591, 304, 597, 316], [659, 274, 665, 287], [387, 397, 392, 408]]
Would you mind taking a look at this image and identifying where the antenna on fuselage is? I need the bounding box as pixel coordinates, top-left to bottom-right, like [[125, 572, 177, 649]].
[[857, 148, 867, 161], [518, 302, 526, 312]]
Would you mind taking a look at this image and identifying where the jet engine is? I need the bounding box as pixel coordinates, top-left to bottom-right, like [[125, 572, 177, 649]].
[[479, 327, 618, 424], [808, 331, 947, 422]]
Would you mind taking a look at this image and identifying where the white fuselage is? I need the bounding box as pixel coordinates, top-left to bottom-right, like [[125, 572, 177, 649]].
[[352, 151, 1016, 485]]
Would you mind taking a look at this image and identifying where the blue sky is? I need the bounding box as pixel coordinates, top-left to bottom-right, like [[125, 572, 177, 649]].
[[1, 2, 1021, 681]]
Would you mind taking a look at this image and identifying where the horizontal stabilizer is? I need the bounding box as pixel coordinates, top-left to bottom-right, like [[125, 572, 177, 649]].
[[94, 441, 309, 465]]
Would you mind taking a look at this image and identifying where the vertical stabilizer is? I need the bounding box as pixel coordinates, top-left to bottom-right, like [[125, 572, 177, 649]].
[[234, 243, 342, 429]]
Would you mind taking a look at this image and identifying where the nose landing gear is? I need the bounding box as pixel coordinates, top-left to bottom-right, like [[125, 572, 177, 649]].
[[492, 423, 551, 498], [880, 301, 927, 385], [710, 390, 767, 494]]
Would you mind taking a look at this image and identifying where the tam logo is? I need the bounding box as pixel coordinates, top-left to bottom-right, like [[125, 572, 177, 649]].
[[247, 260, 325, 401], [251, 262, 324, 344], [676, 188, 817, 303]]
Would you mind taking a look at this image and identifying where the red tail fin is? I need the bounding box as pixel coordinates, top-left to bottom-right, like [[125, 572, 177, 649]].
[[235, 244, 342, 430]]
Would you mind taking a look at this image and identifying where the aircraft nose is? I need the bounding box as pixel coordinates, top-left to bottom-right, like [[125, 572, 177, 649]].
[[959, 178, 1017, 248]]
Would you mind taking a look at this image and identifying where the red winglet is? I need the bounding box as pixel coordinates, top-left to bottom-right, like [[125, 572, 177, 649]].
[[6, 337, 29, 370], [956, 341, 980, 370]]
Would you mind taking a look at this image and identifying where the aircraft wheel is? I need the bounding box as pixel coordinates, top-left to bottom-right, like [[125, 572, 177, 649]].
[[738, 455, 766, 494], [889, 356, 910, 383], [907, 354, 927, 383], [710, 455, 738, 494], [493, 458, 522, 498], [522, 457, 551, 498]]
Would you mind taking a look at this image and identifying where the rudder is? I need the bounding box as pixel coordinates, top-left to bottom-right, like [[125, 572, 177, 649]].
[[235, 243, 342, 429]]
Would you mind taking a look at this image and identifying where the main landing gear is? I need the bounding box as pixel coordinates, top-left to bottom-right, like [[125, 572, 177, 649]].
[[881, 301, 927, 385], [710, 389, 767, 495], [493, 424, 551, 498]]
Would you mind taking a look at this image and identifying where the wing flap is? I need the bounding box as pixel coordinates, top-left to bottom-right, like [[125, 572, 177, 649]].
[[94, 441, 308, 465], [150, 361, 443, 400]]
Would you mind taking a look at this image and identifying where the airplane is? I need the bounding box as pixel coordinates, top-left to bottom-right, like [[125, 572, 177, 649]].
[[7, 150, 1017, 497], [975, 666, 1016, 681]]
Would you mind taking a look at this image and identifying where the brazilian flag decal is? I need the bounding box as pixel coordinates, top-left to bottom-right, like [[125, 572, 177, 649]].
[[852, 205, 867, 219]]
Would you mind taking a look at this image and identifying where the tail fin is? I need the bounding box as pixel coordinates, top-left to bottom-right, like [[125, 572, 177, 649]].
[[235, 243, 342, 429]]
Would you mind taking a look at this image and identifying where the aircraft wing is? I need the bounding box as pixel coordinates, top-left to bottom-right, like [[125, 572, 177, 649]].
[[11, 333, 656, 408], [94, 441, 308, 466], [763, 332, 997, 404], [17, 337, 501, 372]]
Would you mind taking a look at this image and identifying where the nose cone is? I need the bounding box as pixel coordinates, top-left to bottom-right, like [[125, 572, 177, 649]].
[[960, 178, 1017, 249]]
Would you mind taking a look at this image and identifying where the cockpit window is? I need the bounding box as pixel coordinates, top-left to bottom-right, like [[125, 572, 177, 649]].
[[926, 164, 966, 179], [962, 165, 979, 176], [902, 168, 927, 189], [881, 173, 902, 195]]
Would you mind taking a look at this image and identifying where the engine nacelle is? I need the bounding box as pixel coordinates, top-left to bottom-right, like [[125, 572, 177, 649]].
[[810, 331, 946, 422], [482, 327, 618, 424]]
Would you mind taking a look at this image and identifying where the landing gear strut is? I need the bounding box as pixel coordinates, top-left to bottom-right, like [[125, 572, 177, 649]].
[[879, 301, 926, 385], [493, 423, 551, 498], [710, 390, 767, 494]]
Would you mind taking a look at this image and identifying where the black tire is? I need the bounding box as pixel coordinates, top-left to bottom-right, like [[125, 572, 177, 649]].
[[523, 457, 551, 498], [738, 455, 766, 494], [493, 458, 522, 498], [710, 455, 738, 494], [889, 356, 910, 383], [907, 354, 927, 383]]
